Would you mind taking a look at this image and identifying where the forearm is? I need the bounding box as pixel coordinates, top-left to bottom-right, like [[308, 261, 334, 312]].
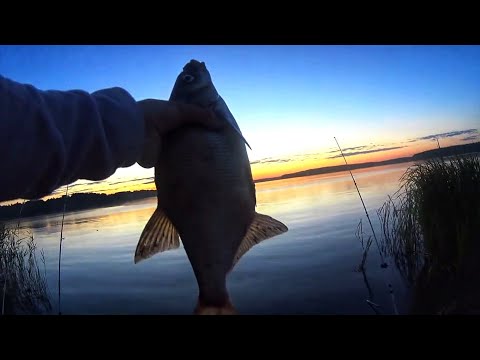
[[0, 75, 144, 202]]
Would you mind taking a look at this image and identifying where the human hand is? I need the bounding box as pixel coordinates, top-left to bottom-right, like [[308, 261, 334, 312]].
[[137, 99, 222, 168]]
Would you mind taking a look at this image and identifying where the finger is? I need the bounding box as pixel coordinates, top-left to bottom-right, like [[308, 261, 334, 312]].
[[138, 136, 160, 169]]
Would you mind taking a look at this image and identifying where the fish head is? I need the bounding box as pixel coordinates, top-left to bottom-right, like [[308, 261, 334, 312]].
[[169, 59, 219, 106]]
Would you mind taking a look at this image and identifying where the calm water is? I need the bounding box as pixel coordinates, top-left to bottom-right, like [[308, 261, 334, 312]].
[[16, 162, 416, 315]]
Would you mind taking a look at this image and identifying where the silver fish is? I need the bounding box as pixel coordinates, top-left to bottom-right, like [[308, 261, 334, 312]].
[[134, 59, 288, 315]]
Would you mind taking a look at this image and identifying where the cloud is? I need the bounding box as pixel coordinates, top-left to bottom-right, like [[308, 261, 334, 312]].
[[52, 176, 155, 196], [252, 152, 328, 165], [107, 177, 154, 186], [50, 182, 91, 196], [326, 145, 367, 154], [409, 128, 478, 143], [250, 158, 291, 165], [327, 146, 405, 159], [251, 142, 406, 164], [461, 134, 480, 142]]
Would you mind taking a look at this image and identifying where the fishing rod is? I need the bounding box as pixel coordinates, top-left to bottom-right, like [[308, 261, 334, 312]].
[[58, 185, 69, 315], [334, 137, 399, 315]]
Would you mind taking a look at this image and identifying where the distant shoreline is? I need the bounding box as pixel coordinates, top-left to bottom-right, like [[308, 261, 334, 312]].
[[1, 141, 478, 222], [255, 141, 480, 183], [254, 156, 414, 183], [0, 190, 158, 223]]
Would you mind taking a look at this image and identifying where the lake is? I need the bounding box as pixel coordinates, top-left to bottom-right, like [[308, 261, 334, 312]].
[[14, 162, 416, 315]]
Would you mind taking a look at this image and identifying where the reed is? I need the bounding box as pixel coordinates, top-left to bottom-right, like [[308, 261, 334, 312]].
[[379, 155, 480, 273], [0, 224, 51, 314], [377, 154, 480, 313], [355, 218, 373, 273]]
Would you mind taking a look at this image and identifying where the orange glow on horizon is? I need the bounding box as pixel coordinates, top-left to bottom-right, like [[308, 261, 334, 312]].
[[251, 138, 445, 180], [1, 137, 475, 206]]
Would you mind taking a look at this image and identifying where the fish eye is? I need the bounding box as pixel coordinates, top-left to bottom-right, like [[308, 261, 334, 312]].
[[182, 74, 195, 83]]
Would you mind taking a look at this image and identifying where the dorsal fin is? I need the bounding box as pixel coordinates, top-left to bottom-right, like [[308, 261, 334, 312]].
[[213, 96, 252, 150]]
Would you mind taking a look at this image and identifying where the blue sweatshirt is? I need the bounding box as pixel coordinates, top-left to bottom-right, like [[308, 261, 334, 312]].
[[0, 75, 144, 202]]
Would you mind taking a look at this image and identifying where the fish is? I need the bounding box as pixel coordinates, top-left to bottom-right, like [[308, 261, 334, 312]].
[[134, 59, 288, 315]]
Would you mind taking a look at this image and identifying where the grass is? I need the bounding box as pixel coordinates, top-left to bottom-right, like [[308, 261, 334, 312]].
[[0, 224, 52, 315], [355, 218, 379, 313], [377, 194, 425, 287], [377, 154, 480, 313], [355, 218, 373, 273]]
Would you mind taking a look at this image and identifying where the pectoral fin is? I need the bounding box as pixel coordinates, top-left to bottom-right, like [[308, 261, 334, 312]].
[[231, 212, 288, 270], [134, 208, 180, 264], [214, 96, 252, 150]]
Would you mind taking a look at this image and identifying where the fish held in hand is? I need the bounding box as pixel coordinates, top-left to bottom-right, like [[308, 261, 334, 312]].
[[134, 59, 288, 315]]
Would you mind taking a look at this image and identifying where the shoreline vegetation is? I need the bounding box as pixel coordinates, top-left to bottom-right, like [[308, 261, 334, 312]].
[[0, 191, 157, 222], [0, 225, 52, 314], [375, 153, 480, 314], [1, 141, 478, 222]]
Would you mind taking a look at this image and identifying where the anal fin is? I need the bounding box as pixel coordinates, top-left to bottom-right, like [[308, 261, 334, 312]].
[[134, 208, 180, 264], [231, 212, 288, 270]]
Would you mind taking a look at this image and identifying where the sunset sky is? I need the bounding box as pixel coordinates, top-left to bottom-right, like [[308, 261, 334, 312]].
[[1, 45, 479, 201]]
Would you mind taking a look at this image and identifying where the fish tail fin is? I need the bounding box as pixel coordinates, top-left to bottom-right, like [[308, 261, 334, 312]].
[[194, 298, 238, 315]]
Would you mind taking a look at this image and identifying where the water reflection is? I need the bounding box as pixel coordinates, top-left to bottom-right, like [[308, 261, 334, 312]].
[[21, 163, 414, 315]]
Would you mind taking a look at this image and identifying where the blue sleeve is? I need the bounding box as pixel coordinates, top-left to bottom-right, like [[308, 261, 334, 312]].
[[0, 75, 145, 202]]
